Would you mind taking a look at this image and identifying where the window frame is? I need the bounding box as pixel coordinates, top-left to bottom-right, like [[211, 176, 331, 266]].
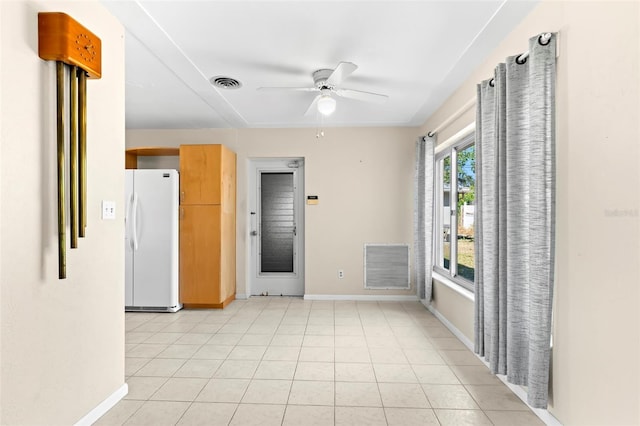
[[433, 128, 476, 292]]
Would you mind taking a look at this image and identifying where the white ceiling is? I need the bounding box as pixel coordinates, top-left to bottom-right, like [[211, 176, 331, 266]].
[[101, 0, 538, 129]]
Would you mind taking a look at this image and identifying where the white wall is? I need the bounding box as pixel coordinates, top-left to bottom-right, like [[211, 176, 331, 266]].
[[420, 1, 640, 424], [126, 127, 417, 298], [0, 1, 126, 424]]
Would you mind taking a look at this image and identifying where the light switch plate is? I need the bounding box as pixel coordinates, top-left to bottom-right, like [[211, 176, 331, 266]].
[[102, 200, 116, 220]]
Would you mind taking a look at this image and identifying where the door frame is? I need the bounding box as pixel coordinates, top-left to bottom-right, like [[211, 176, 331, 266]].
[[248, 158, 305, 296]]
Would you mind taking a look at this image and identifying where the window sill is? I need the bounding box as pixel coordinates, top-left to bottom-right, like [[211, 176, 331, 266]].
[[432, 271, 475, 302]]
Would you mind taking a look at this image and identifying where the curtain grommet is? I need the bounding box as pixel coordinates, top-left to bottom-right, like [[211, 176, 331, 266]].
[[538, 33, 552, 46]]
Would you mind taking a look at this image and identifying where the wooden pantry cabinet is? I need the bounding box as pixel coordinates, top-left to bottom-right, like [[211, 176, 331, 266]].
[[179, 144, 236, 308]]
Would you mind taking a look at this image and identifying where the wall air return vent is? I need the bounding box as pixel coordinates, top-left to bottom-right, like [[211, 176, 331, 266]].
[[364, 244, 410, 289]]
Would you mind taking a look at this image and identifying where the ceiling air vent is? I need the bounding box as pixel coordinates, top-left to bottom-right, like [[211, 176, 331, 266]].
[[210, 76, 242, 89]]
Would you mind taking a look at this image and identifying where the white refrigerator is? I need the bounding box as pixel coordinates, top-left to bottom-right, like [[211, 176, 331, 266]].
[[125, 169, 181, 312]]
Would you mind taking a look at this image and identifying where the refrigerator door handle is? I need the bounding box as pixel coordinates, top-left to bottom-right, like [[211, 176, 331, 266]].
[[125, 192, 133, 249], [132, 192, 139, 251]]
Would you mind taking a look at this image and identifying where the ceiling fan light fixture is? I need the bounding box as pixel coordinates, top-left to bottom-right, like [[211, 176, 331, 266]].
[[317, 94, 336, 116]]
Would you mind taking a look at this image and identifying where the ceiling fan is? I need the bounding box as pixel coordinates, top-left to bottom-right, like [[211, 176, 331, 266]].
[[258, 62, 388, 116]]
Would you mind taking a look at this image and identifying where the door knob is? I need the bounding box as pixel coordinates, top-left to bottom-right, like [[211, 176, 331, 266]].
[[250, 230, 257, 236]]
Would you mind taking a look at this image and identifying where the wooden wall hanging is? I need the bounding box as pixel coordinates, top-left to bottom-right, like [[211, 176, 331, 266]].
[[38, 12, 102, 279]]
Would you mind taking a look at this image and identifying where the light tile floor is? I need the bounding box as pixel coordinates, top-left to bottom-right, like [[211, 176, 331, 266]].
[[96, 298, 544, 426]]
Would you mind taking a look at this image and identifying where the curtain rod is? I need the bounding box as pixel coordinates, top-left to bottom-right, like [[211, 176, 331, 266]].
[[427, 96, 475, 138], [427, 32, 554, 138]]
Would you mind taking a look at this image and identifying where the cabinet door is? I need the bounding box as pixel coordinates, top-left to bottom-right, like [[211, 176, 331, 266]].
[[180, 205, 221, 304], [179, 145, 221, 205]]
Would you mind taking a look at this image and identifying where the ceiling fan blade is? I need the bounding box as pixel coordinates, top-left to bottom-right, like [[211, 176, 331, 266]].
[[257, 87, 317, 92], [304, 95, 322, 116], [335, 88, 388, 104], [326, 62, 358, 86]]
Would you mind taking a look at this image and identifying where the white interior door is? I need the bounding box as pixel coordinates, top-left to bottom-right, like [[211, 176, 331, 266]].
[[250, 159, 304, 296]]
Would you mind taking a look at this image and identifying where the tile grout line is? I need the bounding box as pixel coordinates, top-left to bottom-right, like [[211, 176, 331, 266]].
[[178, 311, 235, 423]]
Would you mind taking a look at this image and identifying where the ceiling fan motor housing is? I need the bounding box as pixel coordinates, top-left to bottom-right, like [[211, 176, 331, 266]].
[[312, 69, 334, 90]]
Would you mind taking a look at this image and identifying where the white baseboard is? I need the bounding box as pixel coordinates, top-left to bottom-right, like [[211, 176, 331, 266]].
[[74, 383, 128, 426], [235, 294, 248, 300], [496, 378, 563, 426], [425, 303, 562, 426], [425, 303, 474, 350], [304, 294, 418, 302]]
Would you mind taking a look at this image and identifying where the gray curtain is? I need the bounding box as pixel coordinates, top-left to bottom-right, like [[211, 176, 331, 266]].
[[474, 33, 556, 408], [414, 135, 435, 302]]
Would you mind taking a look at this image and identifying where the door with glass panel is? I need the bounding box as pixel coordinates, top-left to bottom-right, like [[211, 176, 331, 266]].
[[249, 159, 304, 296]]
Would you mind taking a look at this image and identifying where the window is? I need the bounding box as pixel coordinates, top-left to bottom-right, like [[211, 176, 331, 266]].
[[434, 133, 475, 289]]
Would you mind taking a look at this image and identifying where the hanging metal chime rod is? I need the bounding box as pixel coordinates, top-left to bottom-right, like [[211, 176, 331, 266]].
[[56, 62, 67, 277], [70, 65, 78, 249], [78, 68, 88, 239]]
